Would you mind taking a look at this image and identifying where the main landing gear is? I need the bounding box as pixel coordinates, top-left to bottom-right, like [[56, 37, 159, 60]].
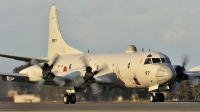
[[63, 94, 76, 104], [150, 93, 165, 102]]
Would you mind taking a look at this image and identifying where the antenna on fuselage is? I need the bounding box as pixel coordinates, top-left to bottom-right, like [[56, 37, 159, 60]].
[[142, 48, 144, 52], [149, 49, 150, 52], [88, 50, 89, 54]]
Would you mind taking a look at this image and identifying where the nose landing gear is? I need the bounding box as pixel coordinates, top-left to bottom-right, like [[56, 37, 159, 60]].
[[150, 93, 165, 102], [63, 94, 76, 104]]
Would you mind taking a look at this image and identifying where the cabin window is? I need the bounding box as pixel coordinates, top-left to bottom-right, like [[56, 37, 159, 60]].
[[69, 64, 71, 69], [96, 65, 99, 70], [144, 58, 152, 64], [128, 63, 130, 68], [152, 58, 161, 63]]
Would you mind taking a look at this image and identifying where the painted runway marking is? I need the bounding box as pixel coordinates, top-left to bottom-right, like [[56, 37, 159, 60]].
[[161, 102, 193, 103]]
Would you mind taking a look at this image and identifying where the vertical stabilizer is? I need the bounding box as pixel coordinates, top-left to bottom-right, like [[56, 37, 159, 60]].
[[48, 5, 83, 57]]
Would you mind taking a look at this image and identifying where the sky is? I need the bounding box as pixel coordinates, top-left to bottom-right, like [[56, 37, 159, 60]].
[[0, 0, 200, 72]]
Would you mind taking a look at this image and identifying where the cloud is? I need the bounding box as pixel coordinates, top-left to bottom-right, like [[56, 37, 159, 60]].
[[122, 6, 148, 15], [163, 5, 200, 41], [121, 0, 148, 15], [72, 24, 96, 46], [77, 1, 114, 17]]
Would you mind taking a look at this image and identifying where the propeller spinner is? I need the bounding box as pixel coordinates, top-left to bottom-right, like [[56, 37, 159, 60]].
[[30, 55, 64, 89], [80, 56, 108, 95]]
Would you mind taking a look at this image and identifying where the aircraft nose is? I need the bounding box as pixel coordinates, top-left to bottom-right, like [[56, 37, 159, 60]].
[[156, 65, 175, 85]]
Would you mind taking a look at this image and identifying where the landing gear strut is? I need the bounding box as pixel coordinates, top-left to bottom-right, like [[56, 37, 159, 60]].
[[150, 93, 165, 102], [63, 94, 76, 104]]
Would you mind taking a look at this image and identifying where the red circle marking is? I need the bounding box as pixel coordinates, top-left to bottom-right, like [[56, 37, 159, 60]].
[[63, 66, 67, 72]]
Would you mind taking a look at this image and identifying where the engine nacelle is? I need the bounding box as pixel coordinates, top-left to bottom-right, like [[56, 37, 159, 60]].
[[19, 65, 43, 82], [62, 67, 85, 88]]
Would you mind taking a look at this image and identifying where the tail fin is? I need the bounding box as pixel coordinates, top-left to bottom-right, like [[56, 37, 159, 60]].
[[48, 5, 83, 57]]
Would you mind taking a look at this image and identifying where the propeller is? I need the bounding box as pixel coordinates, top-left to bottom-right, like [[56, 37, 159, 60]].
[[80, 55, 108, 95], [80, 56, 108, 82], [171, 55, 189, 93], [189, 77, 199, 85], [30, 55, 64, 89]]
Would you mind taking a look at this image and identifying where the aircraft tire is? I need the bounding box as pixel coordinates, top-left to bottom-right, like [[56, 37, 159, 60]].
[[70, 94, 76, 104], [63, 94, 70, 104], [150, 95, 154, 102], [150, 94, 158, 102], [158, 93, 165, 102]]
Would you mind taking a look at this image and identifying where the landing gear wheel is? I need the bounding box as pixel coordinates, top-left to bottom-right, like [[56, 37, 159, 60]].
[[70, 94, 76, 104], [158, 93, 165, 102], [150, 95, 154, 102], [150, 93, 158, 102], [63, 94, 70, 104]]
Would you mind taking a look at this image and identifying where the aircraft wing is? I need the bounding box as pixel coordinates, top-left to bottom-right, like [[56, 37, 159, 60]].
[[0, 53, 49, 63], [186, 66, 200, 79], [54, 76, 72, 81], [95, 73, 117, 84], [0, 72, 28, 78], [0, 72, 29, 82], [186, 72, 200, 78], [95, 76, 113, 84], [55, 72, 114, 85]]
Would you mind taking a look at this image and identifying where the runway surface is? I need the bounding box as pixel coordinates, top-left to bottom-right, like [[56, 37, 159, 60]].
[[0, 102, 200, 112]]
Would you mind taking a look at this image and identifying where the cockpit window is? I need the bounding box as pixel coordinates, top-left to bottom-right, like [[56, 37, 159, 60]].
[[161, 58, 165, 62], [152, 58, 161, 63], [144, 57, 171, 64], [165, 58, 171, 63], [144, 58, 152, 64]]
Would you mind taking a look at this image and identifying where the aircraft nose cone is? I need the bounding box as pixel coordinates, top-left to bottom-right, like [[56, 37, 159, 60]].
[[156, 65, 175, 85]]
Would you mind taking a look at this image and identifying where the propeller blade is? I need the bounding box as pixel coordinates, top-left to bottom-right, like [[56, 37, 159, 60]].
[[182, 54, 189, 69], [73, 75, 85, 87], [170, 81, 181, 94], [30, 59, 42, 68], [164, 91, 171, 99], [91, 83, 102, 96], [49, 54, 60, 69], [94, 63, 108, 75], [34, 78, 45, 90], [53, 77, 65, 87], [80, 55, 89, 67]]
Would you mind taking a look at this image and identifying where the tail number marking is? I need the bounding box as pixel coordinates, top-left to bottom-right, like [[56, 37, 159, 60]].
[[52, 39, 57, 43]]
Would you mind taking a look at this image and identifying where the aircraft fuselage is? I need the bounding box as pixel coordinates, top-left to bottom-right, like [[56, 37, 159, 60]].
[[48, 52, 176, 89]]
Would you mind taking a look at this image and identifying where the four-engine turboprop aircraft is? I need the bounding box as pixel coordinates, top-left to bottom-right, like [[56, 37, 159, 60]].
[[0, 5, 199, 104]]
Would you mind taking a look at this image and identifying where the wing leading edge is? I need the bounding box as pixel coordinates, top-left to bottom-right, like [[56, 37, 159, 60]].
[[0, 72, 28, 78], [0, 53, 50, 62]]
